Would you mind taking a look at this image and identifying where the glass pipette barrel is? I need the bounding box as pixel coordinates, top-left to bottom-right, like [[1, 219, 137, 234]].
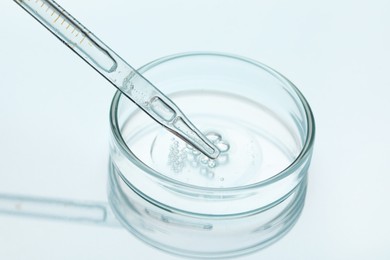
[[14, 0, 220, 159]]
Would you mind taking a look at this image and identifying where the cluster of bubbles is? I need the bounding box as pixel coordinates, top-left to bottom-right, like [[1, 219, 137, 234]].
[[168, 140, 188, 173], [168, 132, 230, 181]]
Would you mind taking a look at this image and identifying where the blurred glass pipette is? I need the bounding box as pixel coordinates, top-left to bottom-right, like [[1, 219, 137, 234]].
[[14, 0, 220, 159]]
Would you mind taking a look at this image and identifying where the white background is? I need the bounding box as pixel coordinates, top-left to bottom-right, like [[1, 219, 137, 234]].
[[1, 0, 389, 259]]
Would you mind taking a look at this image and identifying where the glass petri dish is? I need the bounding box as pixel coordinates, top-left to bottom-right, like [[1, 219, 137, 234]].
[[108, 52, 315, 258]]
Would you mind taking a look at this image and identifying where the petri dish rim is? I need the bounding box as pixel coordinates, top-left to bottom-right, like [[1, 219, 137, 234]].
[[109, 52, 316, 193]]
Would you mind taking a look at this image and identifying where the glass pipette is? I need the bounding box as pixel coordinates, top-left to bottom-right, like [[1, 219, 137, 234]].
[[14, 0, 220, 159]]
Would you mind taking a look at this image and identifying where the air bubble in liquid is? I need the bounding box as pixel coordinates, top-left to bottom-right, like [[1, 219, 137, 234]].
[[206, 132, 222, 143], [216, 141, 230, 153], [200, 155, 209, 165], [207, 171, 215, 179], [208, 160, 216, 168], [192, 149, 200, 155], [200, 167, 208, 175]]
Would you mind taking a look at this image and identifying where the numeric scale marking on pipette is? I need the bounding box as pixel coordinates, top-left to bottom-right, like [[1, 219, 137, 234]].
[[15, 0, 221, 159], [21, 0, 93, 51]]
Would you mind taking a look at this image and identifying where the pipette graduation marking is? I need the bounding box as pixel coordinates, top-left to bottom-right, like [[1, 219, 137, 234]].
[[14, 0, 220, 159]]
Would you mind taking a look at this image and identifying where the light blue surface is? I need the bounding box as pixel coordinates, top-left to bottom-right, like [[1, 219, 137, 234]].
[[1, 0, 389, 259]]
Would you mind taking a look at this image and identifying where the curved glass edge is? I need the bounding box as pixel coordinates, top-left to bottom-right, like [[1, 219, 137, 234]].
[[109, 52, 316, 193], [108, 162, 308, 258]]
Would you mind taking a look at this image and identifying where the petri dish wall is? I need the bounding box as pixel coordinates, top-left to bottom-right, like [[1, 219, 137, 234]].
[[108, 52, 315, 258]]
